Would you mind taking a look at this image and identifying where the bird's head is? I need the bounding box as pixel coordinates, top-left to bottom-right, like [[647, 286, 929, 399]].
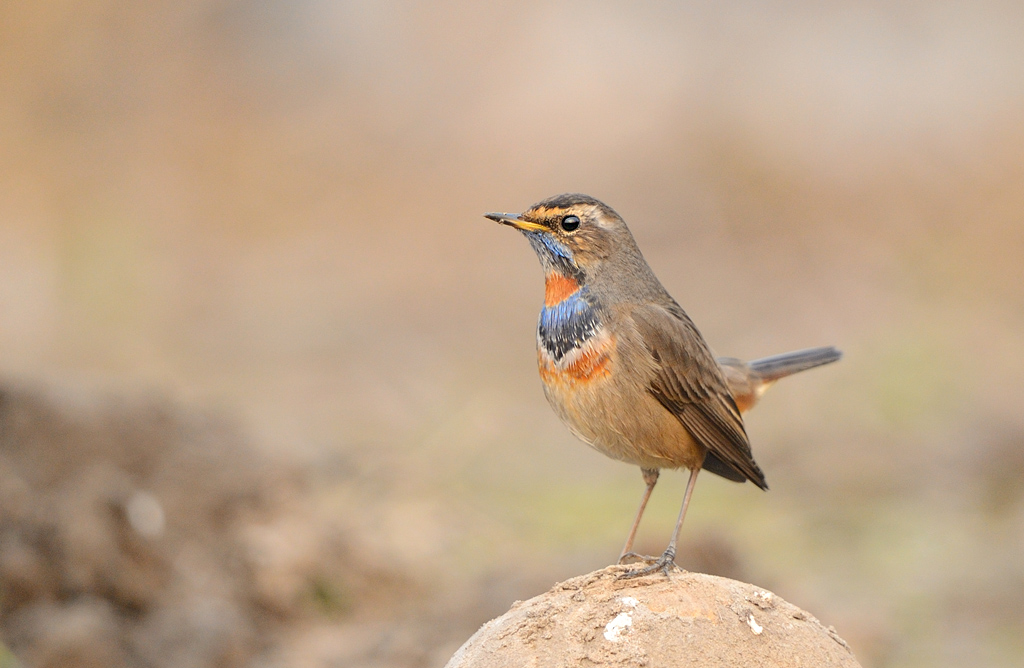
[[484, 193, 636, 283]]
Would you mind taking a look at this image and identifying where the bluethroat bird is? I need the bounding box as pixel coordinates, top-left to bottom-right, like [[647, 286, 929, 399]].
[[484, 194, 840, 577]]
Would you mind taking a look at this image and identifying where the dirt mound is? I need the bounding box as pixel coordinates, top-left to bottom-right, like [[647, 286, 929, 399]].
[[446, 565, 862, 668]]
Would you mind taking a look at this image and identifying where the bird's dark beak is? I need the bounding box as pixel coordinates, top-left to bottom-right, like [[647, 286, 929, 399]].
[[484, 212, 548, 233]]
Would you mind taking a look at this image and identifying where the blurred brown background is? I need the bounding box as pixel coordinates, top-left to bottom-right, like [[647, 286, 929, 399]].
[[1, 1, 1023, 667]]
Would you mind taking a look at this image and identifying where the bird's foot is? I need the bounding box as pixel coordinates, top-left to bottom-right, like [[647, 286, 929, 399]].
[[617, 547, 679, 579], [617, 552, 657, 565]]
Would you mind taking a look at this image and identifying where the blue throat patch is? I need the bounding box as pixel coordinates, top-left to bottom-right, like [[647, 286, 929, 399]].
[[538, 287, 601, 362], [526, 231, 579, 279]]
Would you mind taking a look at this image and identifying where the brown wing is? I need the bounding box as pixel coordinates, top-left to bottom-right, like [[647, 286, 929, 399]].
[[631, 303, 768, 490]]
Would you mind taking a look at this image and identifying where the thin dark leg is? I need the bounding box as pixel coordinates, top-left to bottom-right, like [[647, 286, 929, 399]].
[[618, 468, 659, 563], [620, 466, 701, 578]]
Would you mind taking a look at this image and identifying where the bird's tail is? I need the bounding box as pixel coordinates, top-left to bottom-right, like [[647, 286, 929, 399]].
[[747, 346, 842, 382]]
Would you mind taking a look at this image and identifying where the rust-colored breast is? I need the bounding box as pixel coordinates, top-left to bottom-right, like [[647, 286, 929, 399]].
[[544, 273, 580, 307]]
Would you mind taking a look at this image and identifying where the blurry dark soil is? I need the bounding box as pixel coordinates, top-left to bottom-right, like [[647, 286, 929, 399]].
[[0, 382, 474, 668]]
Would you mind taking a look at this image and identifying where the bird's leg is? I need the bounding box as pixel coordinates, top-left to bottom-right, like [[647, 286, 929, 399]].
[[618, 468, 659, 563], [620, 466, 700, 578]]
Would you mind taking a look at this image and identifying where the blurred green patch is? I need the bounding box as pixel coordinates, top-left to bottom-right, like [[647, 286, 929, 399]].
[[59, 206, 148, 327], [864, 332, 961, 429], [309, 576, 352, 618], [987, 624, 1024, 668], [488, 476, 639, 548], [0, 643, 20, 668], [477, 461, 771, 554]]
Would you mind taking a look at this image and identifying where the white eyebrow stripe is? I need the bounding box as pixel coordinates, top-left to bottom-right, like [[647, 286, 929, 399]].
[[587, 204, 614, 229]]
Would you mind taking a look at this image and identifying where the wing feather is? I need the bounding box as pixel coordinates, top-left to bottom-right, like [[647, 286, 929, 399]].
[[632, 304, 768, 490]]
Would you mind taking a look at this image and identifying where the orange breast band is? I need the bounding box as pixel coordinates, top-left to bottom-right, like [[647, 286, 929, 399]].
[[538, 335, 615, 387], [544, 273, 580, 307]]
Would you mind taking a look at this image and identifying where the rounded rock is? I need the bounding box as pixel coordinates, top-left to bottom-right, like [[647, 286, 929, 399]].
[[446, 565, 862, 668]]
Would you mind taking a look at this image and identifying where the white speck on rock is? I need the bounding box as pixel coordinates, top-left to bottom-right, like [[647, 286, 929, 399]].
[[620, 596, 639, 607], [747, 613, 764, 635], [604, 612, 633, 641], [749, 589, 775, 610]]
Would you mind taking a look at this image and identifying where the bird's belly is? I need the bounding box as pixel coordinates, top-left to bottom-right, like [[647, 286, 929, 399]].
[[537, 330, 703, 470]]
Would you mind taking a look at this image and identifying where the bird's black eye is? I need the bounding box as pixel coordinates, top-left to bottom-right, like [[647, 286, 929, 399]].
[[560, 215, 580, 232]]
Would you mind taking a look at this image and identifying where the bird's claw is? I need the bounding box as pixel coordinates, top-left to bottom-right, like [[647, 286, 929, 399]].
[[617, 549, 679, 579], [617, 551, 657, 565]]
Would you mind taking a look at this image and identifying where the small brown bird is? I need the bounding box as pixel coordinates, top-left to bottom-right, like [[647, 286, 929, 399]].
[[485, 194, 840, 576]]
